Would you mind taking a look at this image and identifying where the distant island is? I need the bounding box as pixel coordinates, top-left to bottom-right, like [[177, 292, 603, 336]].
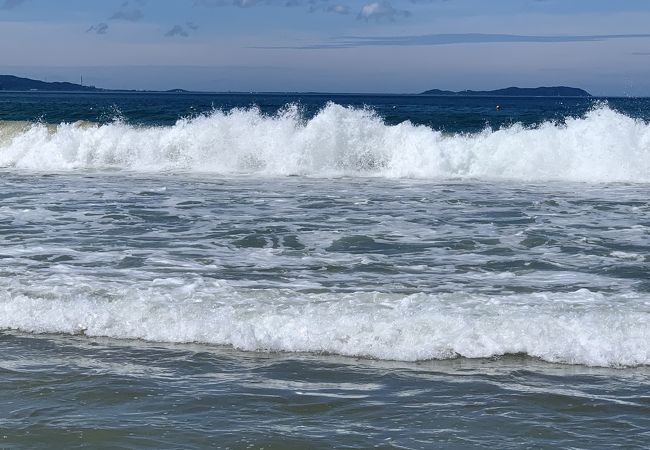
[[420, 86, 592, 97]]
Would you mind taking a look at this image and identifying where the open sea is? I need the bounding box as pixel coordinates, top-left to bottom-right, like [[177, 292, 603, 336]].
[[0, 92, 649, 448]]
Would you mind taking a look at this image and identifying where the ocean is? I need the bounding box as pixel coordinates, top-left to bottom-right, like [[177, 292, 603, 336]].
[[0, 92, 649, 448]]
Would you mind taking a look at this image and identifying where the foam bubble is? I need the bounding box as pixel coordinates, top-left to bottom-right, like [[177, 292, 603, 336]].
[[1, 104, 649, 182], [0, 278, 647, 367]]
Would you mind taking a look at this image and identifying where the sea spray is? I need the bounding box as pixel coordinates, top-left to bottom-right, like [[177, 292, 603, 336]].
[[0, 103, 649, 182]]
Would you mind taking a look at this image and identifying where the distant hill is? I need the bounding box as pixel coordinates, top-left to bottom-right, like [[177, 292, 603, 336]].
[[420, 86, 592, 97], [0, 75, 101, 92], [0, 75, 199, 93]]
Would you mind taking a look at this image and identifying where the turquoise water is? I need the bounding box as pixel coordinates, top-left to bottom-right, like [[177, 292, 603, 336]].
[[0, 93, 649, 448]]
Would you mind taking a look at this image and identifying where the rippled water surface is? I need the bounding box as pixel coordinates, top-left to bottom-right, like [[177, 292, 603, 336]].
[[2, 331, 649, 449]]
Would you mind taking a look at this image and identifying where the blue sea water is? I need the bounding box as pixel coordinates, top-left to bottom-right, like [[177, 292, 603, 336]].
[[0, 92, 649, 448]]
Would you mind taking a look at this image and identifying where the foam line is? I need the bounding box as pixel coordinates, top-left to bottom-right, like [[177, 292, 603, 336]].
[[1, 279, 647, 367]]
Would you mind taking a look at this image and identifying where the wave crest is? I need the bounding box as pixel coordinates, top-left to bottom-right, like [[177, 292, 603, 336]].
[[1, 103, 649, 182], [1, 279, 647, 367]]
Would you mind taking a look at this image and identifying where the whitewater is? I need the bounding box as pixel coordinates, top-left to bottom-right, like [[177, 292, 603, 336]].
[[1, 169, 649, 368], [1, 102, 649, 182], [0, 95, 648, 368], [2, 280, 647, 367]]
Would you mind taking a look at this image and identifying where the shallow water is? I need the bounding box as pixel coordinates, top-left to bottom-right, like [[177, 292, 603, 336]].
[[2, 331, 649, 449]]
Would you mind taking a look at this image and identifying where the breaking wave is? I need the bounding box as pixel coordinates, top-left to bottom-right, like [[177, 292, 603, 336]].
[[0, 278, 648, 367], [1, 103, 650, 182]]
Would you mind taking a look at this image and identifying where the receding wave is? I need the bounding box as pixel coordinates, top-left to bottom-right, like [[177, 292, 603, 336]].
[[1, 103, 649, 182], [0, 279, 647, 367]]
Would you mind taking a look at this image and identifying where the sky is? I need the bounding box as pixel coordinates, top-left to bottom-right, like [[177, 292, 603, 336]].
[[1, 0, 650, 95]]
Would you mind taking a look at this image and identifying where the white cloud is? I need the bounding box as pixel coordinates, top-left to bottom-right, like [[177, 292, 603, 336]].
[[327, 4, 349, 15], [358, 1, 410, 21]]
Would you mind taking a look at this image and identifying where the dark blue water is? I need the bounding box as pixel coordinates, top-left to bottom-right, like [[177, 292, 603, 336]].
[[1, 91, 649, 132]]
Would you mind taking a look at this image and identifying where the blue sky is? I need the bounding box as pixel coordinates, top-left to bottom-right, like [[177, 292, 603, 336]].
[[1, 0, 650, 94]]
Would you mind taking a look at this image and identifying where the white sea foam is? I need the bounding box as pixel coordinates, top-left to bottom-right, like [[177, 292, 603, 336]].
[[0, 278, 647, 367], [1, 104, 649, 182]]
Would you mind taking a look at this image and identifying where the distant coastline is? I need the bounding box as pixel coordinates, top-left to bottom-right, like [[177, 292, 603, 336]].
[[0, 75, 101, 92], [1, 75, 592, 97], [0, 75, 188, 93], [420, 86, 592, 97]]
